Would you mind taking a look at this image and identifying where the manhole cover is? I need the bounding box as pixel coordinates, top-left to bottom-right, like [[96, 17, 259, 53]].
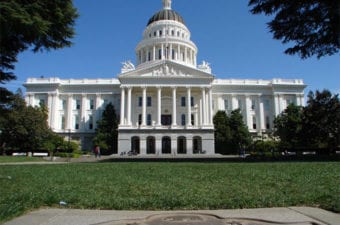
[[97, 213, 318, 225]]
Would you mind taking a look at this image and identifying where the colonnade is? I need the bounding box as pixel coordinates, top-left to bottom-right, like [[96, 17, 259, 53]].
[[137, 43, 197, 66], [119, 86, 214, 128]]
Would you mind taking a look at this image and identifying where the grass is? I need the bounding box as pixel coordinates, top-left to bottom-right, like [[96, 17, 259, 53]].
[[0, 156, 45, 163], [0, 162, 339, 223]]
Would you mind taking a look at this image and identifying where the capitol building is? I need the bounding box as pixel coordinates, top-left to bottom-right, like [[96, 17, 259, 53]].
[[24, 0, 306, 155]]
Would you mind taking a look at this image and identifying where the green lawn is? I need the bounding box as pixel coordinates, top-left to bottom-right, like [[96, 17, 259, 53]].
[[0, 156, 45, 163], [0, 162, 339, 223]]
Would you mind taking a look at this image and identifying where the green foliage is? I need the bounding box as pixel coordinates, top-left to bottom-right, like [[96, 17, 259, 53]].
[[248, 0, 340, 59], [302, 90, 340, 152], [0, 0, 78, 107], [213, 110, 251, 154], [274, 104, 303, 150], [251, 140, 279, 158], [0, 162, 339, 223], [93, 103, 119, 154], [0, 90, 76, 155], [274, 89, 340, 154]]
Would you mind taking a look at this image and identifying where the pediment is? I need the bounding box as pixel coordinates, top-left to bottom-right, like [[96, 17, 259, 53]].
[[118, 60, 214, 80]]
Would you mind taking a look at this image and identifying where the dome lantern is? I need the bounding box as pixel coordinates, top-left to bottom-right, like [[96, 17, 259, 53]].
[[163, 0, 172, 10]]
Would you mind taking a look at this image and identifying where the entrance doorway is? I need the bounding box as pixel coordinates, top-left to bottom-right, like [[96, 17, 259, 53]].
[[193, 136, 202, 154], [162, 136, 171, 154], [177, 136, 187, 154], [147, 136, 156, 154], [161, 115, 172, 126], [131, 136, 140, 154]]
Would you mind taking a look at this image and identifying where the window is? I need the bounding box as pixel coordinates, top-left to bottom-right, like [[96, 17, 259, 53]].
[[90, 99, 94, 110], [147, 96, 152, 107], [103, 99, 109, 107], [266, 116, 270, 129], [39, 99, 45, 106], [148, 52, 151, 61], [159, 30, 162, 36], [74, 115, 79, 130], [252, 116, 256, 130], [224, 99, 229, 111], [171, 30, 175, 36], [158, 49, 162, 59], [61, 116, 65, 129], [172, 49, 175, 60], [177, 31, 180, 37], [264, 99, 270, 111], [181, 97, 186, 107], [138, 97, 142, 107], [89, 115, 93, 130], [191, 97, 194, 107], [147, 114, 152, 126], [138, 114, 142, 125], [238, 99, 243, 110], [61, 99, 66, 110], [251, 99, 256, 110], [191, 114, 194, 126], [181, 114, 186, 126], [75, 99, 81, 110], [154, 31, 156, 37]]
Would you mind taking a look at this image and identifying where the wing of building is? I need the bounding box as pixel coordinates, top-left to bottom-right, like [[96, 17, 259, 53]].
[[24, 0, 306, 155]]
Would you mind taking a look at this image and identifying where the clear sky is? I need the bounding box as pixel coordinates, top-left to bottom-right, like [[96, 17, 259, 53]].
[[8, 0, 340, 95]]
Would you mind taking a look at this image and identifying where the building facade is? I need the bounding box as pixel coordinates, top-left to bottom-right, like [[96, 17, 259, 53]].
[[24, 0, 306, 155]]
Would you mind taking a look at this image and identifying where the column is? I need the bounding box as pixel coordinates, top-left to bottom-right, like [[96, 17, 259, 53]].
[[153, 45, 156, 61], [208, 88, 213, 125], [172, 87, 177, 126], [300, 95, 305, 107], [120, 88, 125, 125], [169, 44, 173, 60], [201, 88, 206, 125], [95, 94, 102, 129], [184, 47, 188, 63], [142, 87, 147, 126], [258, 96, 265, 132], [67, 94, 73, 130], [187, 136, 193, 155], [199, 99, 203, 126], [232, 95, 238, 110], [187, 87, 192, 126], [127, 87, 132, 126], [140, 137, 146, 155], [245, 96, 252, 129], [177, 45, 181, 60], [161, 44, 164, 60], [51, 93, 58, 130], [81, 94, 87, 130], [274, 94, 279, 116], [157, 87, 162, 126]]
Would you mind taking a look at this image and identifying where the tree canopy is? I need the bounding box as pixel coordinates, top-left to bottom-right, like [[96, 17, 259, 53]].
[[0, 0, 78, 106], [248, 0, 340, 59], [93, 103, 119, 155], [213, 109, 251, 154], [274, 89, 340, 154]]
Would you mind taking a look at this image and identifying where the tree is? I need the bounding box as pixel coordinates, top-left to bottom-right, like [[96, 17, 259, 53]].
[[0, 89, 53, 154], [213, 111, 232, 154], [274, 104, 303, 151], [302, 90, 340, 152], [248, 0, 340, 59], [229, 109, 252, 152], [93, 103, 119, 155], [0, 0, 78, 107], [213, 109, 251, 154]]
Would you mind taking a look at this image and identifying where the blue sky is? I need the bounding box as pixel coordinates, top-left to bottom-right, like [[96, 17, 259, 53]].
[[8, 0, 340, 95]]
